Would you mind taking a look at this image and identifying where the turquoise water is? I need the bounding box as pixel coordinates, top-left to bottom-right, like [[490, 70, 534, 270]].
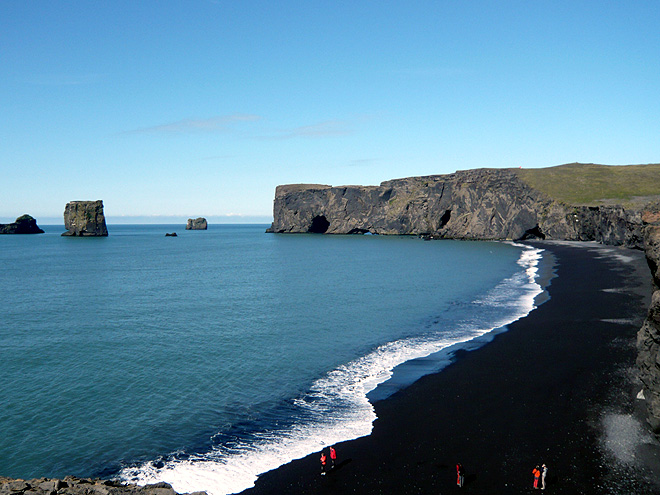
[[0, 225, 543, 494]]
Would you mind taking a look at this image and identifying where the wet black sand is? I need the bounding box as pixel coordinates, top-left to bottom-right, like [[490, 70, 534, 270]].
[[239, 242, 660, 494]]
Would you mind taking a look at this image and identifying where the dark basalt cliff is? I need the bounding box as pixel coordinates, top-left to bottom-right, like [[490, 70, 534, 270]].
[[637, 203, 660, 432], [268, 168, 643, 247], [0, 214, 44, 234], [62, 201, 108, 237]]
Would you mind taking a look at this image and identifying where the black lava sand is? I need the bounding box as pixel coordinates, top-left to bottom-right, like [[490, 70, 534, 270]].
[[239, 242, 660, 495]]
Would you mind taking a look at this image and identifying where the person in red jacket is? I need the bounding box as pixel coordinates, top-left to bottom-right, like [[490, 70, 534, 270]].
[[329, 446, 337, 469], [320, 451, 327, 475], [456, 463, 465, 487]]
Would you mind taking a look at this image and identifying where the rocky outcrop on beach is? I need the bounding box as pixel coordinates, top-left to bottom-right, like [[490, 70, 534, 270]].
[[62, 201, 108, 237], [0, 214, 44, 234], [637, 202, 660, 432], [0, 477, 205, 495], [186, 218, 207, 230], [267, 169, 643, 247]]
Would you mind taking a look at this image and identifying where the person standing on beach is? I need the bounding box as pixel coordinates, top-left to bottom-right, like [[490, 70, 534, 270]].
[[541, 464, 548, 490], [329, 446, 337, 469], [456, 463, 465, 487], [532, 465, 541, 489], [320, 451, 327, 475]]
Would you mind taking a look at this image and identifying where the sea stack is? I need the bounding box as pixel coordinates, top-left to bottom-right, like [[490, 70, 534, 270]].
[[62, 200, 108, 237], [186, 217, 208, 230], [0, 214, 45, 234]]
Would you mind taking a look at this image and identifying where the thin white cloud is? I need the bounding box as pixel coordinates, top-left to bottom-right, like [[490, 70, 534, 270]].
[[124, 114, 262, 135], [394, 67, 469, 78], [260, 120, 353, 140], [199, 154, 235, 161], [349, 158, 379, 167], [26, 73, 106, 86]]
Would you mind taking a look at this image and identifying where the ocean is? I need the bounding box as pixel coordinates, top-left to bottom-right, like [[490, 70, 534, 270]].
[[0, 224, 545, 494]]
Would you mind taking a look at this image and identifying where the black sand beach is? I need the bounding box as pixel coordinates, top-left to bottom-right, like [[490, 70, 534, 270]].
[[239, 242, 660, 494]]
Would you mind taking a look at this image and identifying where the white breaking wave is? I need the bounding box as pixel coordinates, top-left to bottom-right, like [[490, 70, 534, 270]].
[[119, 244, 545, 495]]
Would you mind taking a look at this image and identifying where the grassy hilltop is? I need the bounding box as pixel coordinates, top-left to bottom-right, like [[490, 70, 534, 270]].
[[514, 163, 660, 208]]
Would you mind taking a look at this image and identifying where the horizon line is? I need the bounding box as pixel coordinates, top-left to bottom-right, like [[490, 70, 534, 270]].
[[1, 215, 274, 225]]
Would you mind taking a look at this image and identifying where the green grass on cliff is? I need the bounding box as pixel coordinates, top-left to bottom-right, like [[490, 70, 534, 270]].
[[514, 163, 660, 207]]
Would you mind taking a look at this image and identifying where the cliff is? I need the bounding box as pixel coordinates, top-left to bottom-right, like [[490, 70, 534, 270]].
[[62, 201, 108, 237], [186, 218, 207, 230], [268, 168, 644, 247], [637, 202, 660, 432], [0, 215, 44, 234]]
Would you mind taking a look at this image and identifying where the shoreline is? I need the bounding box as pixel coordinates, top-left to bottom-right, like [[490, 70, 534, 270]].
[[238, 241, 660, 494], [368, 242, 549, 402], [114, 239, 544, 495]]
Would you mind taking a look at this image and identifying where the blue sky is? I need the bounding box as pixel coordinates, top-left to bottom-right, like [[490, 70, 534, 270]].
[[2, 1, 660, 224]]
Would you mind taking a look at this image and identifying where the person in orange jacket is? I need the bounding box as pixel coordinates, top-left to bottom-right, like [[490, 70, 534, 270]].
[[532, 465, 541, 489], [320, 451, 327, 475]]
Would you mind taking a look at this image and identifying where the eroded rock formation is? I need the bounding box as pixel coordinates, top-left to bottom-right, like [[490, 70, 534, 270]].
[[186, 218, 207, 230], [268, 169, 643, 247], [62, 201, 108, 237], [0, 214, 44, 234]]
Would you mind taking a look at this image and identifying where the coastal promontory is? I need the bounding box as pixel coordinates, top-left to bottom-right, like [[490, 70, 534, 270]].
[[0, 214, 44, 234], [61, 200, 108, 237], [186, 217, 207, 230], [267, 164, 655, 248]]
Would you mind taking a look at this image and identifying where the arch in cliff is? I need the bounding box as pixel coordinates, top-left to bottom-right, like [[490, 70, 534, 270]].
[[309, 215, 330, 233], [520, 224, 546, 240], [439, 209, 452, 228]]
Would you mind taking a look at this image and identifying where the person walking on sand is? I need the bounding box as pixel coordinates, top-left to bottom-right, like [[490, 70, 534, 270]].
[[320, 451, 327, 475], [532, 465, 541, 489], [456, 463, 465, 487], [329, 446, 337, 469], [541, 464, 548, 490]]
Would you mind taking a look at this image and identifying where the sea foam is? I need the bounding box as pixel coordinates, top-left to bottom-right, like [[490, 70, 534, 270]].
[[119, 244, 545, 495]]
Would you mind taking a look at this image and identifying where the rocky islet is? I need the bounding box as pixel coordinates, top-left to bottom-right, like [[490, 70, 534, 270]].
[[61, 201, 108, 237], [186, 218, 207, 230], [0, 215, 44, 234]]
